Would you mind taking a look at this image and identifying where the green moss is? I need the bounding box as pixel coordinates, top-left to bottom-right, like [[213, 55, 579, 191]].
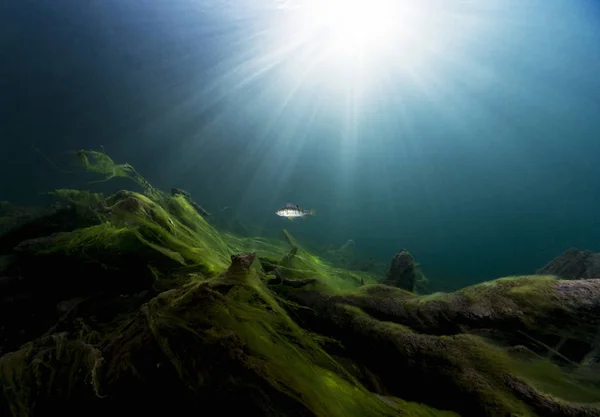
[[505, 276, 560, 306], [514, 358, 600, 403], [455, 334, 600, 406], [414, 331, 600, 410], [414, 291, 453, 304], [454, 276, 568, 331], [460, 275, 557, 300], [106, 257, 455, 416], [285, 281, 600, 416]]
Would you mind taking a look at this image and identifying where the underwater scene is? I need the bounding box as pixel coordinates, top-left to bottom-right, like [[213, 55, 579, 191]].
[[1, 1, 600, 416]]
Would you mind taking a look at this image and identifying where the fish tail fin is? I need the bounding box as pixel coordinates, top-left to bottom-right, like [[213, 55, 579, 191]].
[[310, 209, 316, 216]]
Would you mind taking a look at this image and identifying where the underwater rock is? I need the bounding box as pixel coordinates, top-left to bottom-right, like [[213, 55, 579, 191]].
[[334, 277, 600, 352], [537, 248, 600, 280], [381, 249, 418, 291], [1, 252, 445, 417], [228, 252, 257, 273], [279, 280, 600, 417]]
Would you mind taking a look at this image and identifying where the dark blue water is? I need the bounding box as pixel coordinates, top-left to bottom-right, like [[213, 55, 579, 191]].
[[2, 0, 600, 289]]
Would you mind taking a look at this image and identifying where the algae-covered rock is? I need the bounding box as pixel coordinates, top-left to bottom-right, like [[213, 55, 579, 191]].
[[381, 249, 419, 291], [278, 283, 600, 417], [538, 248, 600, 280], [333, 277, 600, 346], [0, 252, 456, 417]]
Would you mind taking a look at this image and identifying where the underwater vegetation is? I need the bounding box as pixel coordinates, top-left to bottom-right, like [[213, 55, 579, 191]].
[[0, 150, 599, 416]]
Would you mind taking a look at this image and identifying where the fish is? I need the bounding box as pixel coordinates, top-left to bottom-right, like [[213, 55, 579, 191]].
[[275, 203, 316, 220]]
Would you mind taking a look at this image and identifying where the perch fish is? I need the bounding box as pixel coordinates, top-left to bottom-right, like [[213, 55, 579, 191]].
[[275, 204, 315, 220]]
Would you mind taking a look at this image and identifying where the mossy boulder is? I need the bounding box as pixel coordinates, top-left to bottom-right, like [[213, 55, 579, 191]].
[[381, 249, 418, 291], [330, 277, 600, 353], [537, 248, 600, 280]]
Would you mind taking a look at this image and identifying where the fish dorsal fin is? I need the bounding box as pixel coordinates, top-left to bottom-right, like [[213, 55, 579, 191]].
[[285, 203, 297, 208]]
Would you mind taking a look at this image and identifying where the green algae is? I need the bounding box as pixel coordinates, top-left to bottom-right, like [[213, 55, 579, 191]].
[[74, 149, 161, 201], [293, 294, 600, 416], [14, 189, 235, 291], [225, 231, 374, 292], [10, 149, 373, 293], [98, 254, 457, 417], [1, 150, 599, 417], [515, 358, 600, 403], [0, 148, 457, 416], [280, 279, 600, 414], [460, 275, 559, 306], [0, 334, 105, 417]]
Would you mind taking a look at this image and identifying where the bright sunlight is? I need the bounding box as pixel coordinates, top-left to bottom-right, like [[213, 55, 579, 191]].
[[304, 0, 401, 58], [274, 0, 489, 77]]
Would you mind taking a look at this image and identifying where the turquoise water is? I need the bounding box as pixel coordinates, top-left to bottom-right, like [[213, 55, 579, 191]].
[[2, 0, 600, 289]]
